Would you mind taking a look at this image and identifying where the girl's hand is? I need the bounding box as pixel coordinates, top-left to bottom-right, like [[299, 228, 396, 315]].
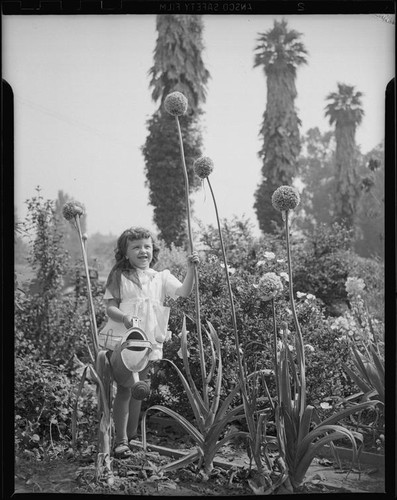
[[122, 314, 134, 329], [187, 251, 200, 267]]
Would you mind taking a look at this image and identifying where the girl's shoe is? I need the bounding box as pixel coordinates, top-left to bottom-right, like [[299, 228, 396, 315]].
[[113, 440, 133, 459], [128, 435, 140, 450]]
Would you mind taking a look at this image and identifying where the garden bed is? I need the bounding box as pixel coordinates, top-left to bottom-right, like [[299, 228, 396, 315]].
[[14, 415, 385, 496]]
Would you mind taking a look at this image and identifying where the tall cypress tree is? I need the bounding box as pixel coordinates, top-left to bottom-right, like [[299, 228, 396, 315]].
[[253, 19, 307, 233], [325, 83, 364, 228], [142, 15, 210, 246]]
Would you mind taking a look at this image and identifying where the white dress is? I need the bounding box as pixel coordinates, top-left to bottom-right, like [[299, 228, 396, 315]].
[[98, 268, 182, 360]]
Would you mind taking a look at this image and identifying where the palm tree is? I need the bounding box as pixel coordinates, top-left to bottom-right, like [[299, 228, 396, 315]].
[[254, 18, 307, 234], [142, 15, 210, 246], [325, 83, 364, 228]]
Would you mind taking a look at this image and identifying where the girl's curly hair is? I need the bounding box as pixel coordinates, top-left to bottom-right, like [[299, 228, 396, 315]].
[[106, 227, 160, 296]]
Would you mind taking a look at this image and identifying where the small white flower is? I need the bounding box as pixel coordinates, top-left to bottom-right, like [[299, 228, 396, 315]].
[[305, 344, 315, 353], [264, 251, 276, 260], [256, 260, 266, 268], [345, 277, 365, 296], [297, 291, 306, 298], [286, 308, 292, 315], [279, 272, 289, 282], [306, 294, 316, 300], [276, 259, 285, 263], [320, 402, 331, 410], [220, 263, 236, 274]]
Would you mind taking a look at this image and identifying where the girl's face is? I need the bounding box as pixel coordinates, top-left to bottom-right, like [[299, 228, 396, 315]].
[[125, 238, 153, 270]]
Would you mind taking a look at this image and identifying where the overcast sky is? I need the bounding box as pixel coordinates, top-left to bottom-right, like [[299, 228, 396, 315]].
[[3, 13, 394, 238]]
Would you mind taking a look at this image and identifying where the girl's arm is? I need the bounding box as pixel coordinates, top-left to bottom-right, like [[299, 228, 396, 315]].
[[175, 252, 200, 298], [106, 298, 132, 328]]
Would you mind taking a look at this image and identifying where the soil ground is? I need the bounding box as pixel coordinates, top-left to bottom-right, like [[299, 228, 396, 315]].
[[14, 424, 385, 496]]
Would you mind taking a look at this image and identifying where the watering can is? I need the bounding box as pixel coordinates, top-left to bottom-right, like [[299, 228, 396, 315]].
[[109, 317, 152, 400]]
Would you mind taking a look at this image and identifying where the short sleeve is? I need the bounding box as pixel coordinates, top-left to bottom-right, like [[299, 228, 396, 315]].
[[162, 269, 182, 300], [104, 288, 116, 300], [103, 272, 120, 301]]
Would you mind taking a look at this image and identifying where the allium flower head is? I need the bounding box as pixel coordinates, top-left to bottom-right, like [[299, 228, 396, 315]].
[[194, 156, 214, 179], [345, 277, 365, 296], [272, 186, 300, 212], [164, 91, 188, 116], [62, 201, 85, 221], [255, 272, 283, 302]]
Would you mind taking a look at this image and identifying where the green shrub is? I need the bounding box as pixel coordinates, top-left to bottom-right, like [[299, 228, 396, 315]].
[[15, 354, 97, 454], [293, 222, 355, 315]]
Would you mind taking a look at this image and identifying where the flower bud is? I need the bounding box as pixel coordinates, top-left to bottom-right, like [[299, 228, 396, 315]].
[[272, 186, 300, 212], [164, 91, 188, 116], [62, 201, 85, 221], [194, 156, 214, 179]]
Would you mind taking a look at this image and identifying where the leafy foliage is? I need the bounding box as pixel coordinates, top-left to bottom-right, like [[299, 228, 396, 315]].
[[15, 353, 97, 455], [293, 222, 355, 315], [149, 15, 210, 112], [253, 18, 307, 233]]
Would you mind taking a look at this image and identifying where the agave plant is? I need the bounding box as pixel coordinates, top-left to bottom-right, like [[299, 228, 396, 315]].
[[63, 201, 114, 485], [343, 343, 384, 403], [267, 186, 381, 492], [342, 277, 385, 404], [142, 317, 248, 474]]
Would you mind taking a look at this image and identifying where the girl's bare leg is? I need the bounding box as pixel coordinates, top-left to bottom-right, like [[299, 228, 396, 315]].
[[113, 384, 131, 444], [127, 365, 151, 440]]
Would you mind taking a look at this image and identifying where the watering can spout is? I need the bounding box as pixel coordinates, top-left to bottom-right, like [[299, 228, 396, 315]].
[[109, 317, 152, 399]]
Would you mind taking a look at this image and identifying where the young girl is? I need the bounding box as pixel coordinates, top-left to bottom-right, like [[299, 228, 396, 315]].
[[98, 227, 199, 459]]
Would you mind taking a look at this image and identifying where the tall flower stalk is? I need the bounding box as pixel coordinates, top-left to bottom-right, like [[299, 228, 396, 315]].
[[193, 156, 272, 486], [63, 201, 113, 485], [194, 157, 245, 386], [272, 186, 306, 414], [164, 91, 207, 405]]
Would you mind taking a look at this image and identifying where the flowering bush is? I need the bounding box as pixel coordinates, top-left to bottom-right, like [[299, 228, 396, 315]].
[[149, 221, 379, 416]]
